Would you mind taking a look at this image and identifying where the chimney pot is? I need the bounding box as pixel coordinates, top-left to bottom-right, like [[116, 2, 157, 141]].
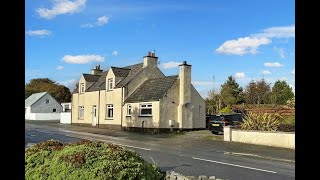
[[183, 61, 187, 65], [148, 51, 151, 56], [151, 52, 155, 57]]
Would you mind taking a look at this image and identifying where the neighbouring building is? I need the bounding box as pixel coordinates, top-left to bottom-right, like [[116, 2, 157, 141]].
[[25, 92, 62, 121], [71, 52, 206, 132], [60, 102, 72, 124], [61, 102, 72, 112]]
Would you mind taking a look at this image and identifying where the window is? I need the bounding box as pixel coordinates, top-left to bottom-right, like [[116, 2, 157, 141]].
[[46, 99, 49, 104], [140, 104, 152, 116], [79, 106, 84, 119], [53, 109, 56, 112], [106, 104, 113, 119], [127, 104, 132, 116], [108, 78, 113, 90], [80, 83, 85, 93], [64, 105, 71, 112]]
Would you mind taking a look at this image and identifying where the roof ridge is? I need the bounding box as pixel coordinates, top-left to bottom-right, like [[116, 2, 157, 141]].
[[111, 66, 131, 70]]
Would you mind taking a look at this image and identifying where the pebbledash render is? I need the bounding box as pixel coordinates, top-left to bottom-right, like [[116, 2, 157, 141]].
[[71, 52, 205, 132]]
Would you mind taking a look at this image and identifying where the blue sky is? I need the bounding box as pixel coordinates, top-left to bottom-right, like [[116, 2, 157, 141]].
[[25, 0, 295, 97]]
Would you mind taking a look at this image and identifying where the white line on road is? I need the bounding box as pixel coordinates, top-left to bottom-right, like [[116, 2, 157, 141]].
[[192, 157, 277, 174], [115, 143, 152, 151]]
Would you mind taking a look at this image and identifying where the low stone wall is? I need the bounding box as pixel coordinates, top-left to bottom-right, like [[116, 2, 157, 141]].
[[165, 171, 222, 180], [224, 126, 295, 149]]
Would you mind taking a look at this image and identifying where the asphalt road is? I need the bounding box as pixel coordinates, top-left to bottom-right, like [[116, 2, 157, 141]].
[[25, 122, 295, 180]]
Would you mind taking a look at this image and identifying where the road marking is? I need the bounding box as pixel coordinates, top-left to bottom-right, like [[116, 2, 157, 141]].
[[192, 157, 277, 174], [115, 143, 152, 151], [224, 152, 295, 163]]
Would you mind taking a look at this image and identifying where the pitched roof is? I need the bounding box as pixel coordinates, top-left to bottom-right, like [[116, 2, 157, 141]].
[[125, 75, 179, 103], [115, 63, 143, 88], [83, 74, 101, 82], [25, 92, 47, 107], [86, 71, 108, 92], [111, 67, 131, 77]]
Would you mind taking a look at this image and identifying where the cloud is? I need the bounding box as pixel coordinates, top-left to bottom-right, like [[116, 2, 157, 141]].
[[192, 81, 214, 86], [215, 37, 271, 55], [26, 30, 51, 36], [235, 72, 245, 79], [37, 0, 86, 19], [81, 15, 109, 28], [252, 25, 295, 39], [261, 70, 271, 75], [264, 62, 283, 67], [274, 46, 285, 59], [58, 79, 78, 90], [62, 54, 105, 64], [56, 66, 64, 70], [112, 50, 118, 56], [159, 61, 180, 69], [291, 68, 295, 75]]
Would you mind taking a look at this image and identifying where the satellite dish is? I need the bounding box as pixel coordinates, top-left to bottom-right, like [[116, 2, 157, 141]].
[[185, 103, 194, 110]]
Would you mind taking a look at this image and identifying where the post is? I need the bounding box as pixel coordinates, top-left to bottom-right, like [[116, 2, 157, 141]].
[[224, 126, 232, 141]]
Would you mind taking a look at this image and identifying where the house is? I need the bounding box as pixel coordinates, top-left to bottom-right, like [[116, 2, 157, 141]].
[[71, 52, 206, 132], [25, 92, 62, 121], [60, 102, 72, 124]]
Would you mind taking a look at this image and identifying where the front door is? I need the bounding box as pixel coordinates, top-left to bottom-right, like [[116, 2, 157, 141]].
[[92, 105, 97, 126]]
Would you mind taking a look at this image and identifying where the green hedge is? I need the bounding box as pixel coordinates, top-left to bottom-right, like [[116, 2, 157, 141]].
[[25, 140, 164, 180]]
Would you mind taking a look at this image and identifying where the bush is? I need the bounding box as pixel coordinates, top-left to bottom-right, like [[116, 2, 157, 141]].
[[283, 116, 295, 125], [25, 139, 164, 180], [219, 105, 234, 114], [239, 112, 282, 131], [277, 123, 295, 132]]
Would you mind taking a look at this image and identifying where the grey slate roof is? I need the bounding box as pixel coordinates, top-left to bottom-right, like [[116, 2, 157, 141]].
[[111, 67, 131, 77], [115, 63, 143, 88], [86, 71, 108, 92], [83, 74, 101, 82], [25, 92, 47, 107], [125, 75, 179, 103]]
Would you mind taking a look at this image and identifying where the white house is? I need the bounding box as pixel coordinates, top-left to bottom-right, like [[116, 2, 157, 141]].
[[25, 92, 62, 121]]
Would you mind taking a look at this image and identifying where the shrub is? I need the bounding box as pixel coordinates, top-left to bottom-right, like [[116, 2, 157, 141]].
[[277, 123, 295, 132], [219, 105, 234, 114], [239, 112, 282, 131], [25, 139, 164, 180], [283, 116, 295, 125]]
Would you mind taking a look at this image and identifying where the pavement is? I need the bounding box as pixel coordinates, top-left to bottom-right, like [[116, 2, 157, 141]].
[[25, 121, 295, 180]]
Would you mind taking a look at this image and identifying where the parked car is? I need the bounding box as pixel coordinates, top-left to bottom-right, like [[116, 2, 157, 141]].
[[208, 113, 244, 134]]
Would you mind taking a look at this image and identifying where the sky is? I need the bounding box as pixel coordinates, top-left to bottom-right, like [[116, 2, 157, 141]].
[[25, 0, 295, 98]]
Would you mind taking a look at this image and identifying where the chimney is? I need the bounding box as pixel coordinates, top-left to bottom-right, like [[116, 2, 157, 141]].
[[178, 61, 192, 129], [91, 65, 103, 75], [143, 51, 158, 68]]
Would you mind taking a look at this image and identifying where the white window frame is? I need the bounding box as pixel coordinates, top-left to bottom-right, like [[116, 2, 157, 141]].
[[140, 103, 152, 116], [127, 104, 132, 116], [106, 104, 114, 119], [80, 83, 85, 93], [79, 106, 84, 119], [108, 78, 113, 90]]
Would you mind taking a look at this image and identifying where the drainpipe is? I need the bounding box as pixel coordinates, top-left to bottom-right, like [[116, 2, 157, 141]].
[[142, 120, 145, 133], [120, 87, 124, 131], [97, 90, 100, 127]]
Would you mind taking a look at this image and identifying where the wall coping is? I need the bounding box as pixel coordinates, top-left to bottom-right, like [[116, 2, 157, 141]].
[[229, 127, 295, 134]]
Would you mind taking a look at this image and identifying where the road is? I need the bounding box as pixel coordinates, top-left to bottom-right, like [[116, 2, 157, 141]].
[[25, 121, 295, 180]]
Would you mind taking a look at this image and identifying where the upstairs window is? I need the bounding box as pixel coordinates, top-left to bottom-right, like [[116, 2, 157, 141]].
[[108, 78, 113, 90], [140, 104, 152, 116], [80, 83, 85, 93], [46, 99, 50, 104]]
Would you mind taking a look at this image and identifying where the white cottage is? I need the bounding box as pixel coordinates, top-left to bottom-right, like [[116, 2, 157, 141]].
[[25, 92, 62, 121]]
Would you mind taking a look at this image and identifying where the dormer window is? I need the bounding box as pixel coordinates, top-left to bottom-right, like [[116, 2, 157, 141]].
[[80, 83, 85, 93], [108, 78, 113, 90]]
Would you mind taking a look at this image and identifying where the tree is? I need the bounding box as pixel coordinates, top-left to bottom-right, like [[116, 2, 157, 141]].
[[205, 89, 222, 114], [25, 78, 71, 103], [244, 79, 271, 104], [271, 80, 294, 105], [220, 76, 244, 106]]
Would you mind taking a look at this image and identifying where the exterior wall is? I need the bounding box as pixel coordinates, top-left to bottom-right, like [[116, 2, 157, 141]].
[[71, 93, 78, 123], [31, 93, 62, 113], [123, 101, 160, 128], [100, 88, 122, 126], [224, 126, 295, 149], [191, 85, 206, 129], [26, 113, 61, 120], [159, 81, 179, 128], [60, 112, 71, 124], [25, 107, 31, 119]]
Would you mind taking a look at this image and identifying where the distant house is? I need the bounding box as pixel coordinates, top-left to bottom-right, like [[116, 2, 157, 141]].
[[61, 102, 72, 112], [25, 92, 62, 121], [61, 102, 72, 124], [71, 52, 206, 132]]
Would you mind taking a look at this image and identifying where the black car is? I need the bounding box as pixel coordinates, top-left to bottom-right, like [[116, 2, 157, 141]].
[[208, 113, 244, 134]]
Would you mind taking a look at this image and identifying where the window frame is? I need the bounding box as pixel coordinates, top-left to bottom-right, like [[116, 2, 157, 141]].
[[78, 106, 84, 119], [80, 83, 85, 93], [127, 104, 132, 116], [46, 99, 50, 104], [108, 78, 113, 91], [139, 103, 152, 116], [106, 104, 114, 119]]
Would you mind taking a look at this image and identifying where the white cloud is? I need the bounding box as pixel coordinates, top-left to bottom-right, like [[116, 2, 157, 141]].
[[62, 54, 105, 64], [81, 15, 109, 28], [26, 30, 51, 36], [112, 50, 118, 56], [56, 66, 64, 70], [58, 79, 78, 90], [261, 70, 271, 75], [274, 46, 285, 59], [37, 0, 86, 19], [264, 62, 283, 67], [252, 25, 295, 39], [192, 81, 214, 86], [291, 68, 295, 75], [160, 61, 180, 69], [215, 37, 271, 55], [235, 72, 245, 79]]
